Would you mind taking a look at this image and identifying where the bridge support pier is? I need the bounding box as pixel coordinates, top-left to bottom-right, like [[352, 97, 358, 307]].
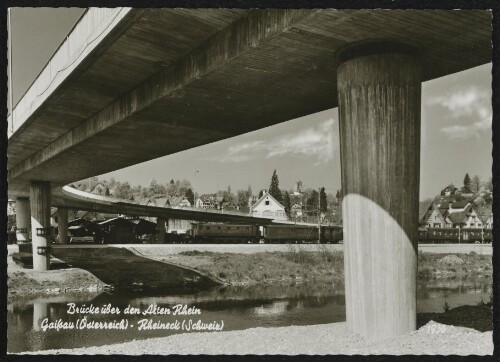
[[57, 208, 69, 244], [157, 217, 166, 243], [336, 41, 421, 339], [30, 181, 52, 271], [15, 197, 31, 243]]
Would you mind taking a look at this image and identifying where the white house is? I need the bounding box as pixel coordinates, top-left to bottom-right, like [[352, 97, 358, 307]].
[[250, 191, 287, 221], [426, 207, 450, 228]]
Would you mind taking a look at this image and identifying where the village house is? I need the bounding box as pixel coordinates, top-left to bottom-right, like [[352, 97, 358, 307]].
[[441, 184, 458, 196], [420, 199, 493, 230], [289, 193, 304, 218], [249, 191, 288, 221], [291, 203, 303, 217], [168, 195, 191, 208], [480, 210, 493, 229], [424, 204, 451, 228], [99, 217, 137, 244], [140, 194, 170, 208], [195, 194, 224, 209], [221, 201, 240, 212]]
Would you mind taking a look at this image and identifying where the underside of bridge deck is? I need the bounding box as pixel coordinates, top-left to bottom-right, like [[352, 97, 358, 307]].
[[8, 9, 491, 197]]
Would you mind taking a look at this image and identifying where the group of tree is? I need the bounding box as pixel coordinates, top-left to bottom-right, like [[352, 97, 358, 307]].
[[73, 176, 195, 203], [437, 173, 493, 207], [266, 170, 331, 218], [462, 173, 492, 195], [72, 170, 345, 220]]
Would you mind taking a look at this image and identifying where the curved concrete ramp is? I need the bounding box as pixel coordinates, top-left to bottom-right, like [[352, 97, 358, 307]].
[[52, 186, 272, 224], [51, 246, 220, 292]]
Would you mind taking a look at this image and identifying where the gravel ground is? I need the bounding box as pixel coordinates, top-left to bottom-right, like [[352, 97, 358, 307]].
[[20, 321, 492, 355]]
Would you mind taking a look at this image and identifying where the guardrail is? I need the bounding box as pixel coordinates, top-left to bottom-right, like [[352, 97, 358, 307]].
[[8, 8, 132, 138]]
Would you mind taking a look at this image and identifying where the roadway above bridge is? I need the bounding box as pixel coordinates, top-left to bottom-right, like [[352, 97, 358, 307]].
[[53, 185, 275, 224], [7, 9, 491, 197]]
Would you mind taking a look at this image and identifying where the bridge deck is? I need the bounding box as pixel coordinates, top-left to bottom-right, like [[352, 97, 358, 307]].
[[8, 9, 491, 197]]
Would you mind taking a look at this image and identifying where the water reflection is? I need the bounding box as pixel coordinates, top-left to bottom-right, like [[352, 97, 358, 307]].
[[33, 302, 48, 331], [7, 277, 492, 353]]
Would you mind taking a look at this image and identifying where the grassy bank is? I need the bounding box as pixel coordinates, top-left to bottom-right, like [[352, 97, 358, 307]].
[[8, 245, 492, 296], [144, 244, 343, 286], [417, 251, 492, 279], [140, 246, 492, 286]]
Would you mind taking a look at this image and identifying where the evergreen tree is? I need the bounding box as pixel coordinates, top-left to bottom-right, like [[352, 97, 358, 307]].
[[335, 188, 343, 202], [307, 190, 319, 216], [319, 187, 328, 213], [185, 188, 195, 206], [463, 173, 471, 191], [283, 191, 291, 216], [269, 169, 283, 203]]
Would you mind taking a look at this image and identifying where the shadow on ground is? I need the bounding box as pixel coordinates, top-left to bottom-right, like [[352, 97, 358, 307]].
[[417, 304, 492, 332], [52, 247, 220, 292]]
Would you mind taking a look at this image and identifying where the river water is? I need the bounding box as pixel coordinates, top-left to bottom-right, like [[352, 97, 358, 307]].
[[7, 276, 492, 353]]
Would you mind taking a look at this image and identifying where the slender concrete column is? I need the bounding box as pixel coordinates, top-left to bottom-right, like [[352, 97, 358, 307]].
[[157, 217, 166, 243], [336, 41, 421, 339], [57, 208, 69, 244], [30, 181, 52, 271], [15, 197, 31, 243]]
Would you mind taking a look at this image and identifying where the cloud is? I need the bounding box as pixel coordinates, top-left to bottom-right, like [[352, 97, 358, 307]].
[[441, 117, 492, 140], [428, 86, 492, 139], [205, 118, 337, 164]]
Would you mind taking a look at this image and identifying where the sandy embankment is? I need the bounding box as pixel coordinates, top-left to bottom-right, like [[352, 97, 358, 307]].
[[24, 321, 492, 355], [7, 246, 106, 299]]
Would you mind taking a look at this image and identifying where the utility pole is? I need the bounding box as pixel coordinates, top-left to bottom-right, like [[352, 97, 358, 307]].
[[318, 187, 321, 244]]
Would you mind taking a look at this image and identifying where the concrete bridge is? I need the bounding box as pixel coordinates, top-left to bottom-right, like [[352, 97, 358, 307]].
[[8, 8, 491, 339]]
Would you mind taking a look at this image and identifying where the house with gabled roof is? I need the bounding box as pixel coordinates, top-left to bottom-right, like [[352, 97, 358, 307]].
[[168, 195, 191, 208], [140, 194, 170, 208], [424, 205, 450, 228], [195, 194, 222, 209], [444, 203, 487, 229], [476, 205, 493, 229], [441, 184, 458, 196], [250, 191, 287, 221]]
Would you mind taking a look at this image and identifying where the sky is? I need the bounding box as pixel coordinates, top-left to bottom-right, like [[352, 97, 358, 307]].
[[8, 8, 493, 200]]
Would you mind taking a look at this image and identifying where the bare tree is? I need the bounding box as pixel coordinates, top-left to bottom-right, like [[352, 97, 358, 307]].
[[470, 175, 481, 194]]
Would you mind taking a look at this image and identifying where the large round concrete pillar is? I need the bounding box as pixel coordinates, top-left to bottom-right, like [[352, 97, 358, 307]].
[[57, 208, 69, 244], [30, 182, 52, 271], [157, 217, 166, 243], [337, 41, 421, 339], [15, 197, 31, 243]]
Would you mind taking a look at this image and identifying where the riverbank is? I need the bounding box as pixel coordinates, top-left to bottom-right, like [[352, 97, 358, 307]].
[[7, 248, 106, 301], [8, 244, 492, 296], [133, 245, 492, 286], [22, 320, 492, 355]]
